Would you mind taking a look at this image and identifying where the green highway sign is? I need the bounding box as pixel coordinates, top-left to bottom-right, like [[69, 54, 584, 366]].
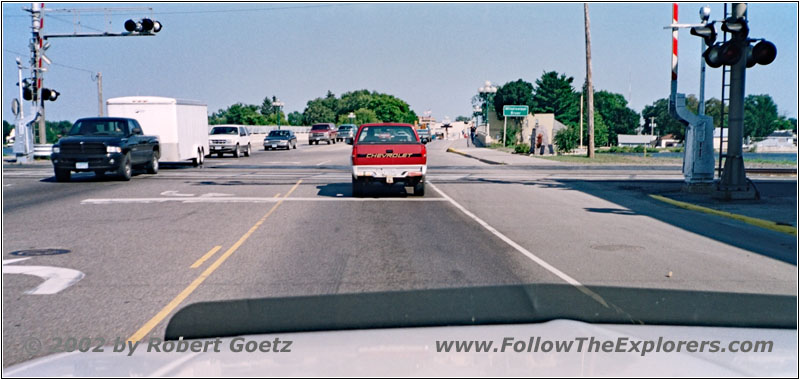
[[503, 105, 529, 117]]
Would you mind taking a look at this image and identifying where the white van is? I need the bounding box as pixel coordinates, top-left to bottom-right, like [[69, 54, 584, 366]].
[[107, 96, 209, 166]]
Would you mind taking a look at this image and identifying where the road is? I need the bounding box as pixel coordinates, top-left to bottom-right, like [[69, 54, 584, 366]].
[[2, 138, 796, 367]]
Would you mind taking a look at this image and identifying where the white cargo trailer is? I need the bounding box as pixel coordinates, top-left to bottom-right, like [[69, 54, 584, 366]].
[[107, 96, 209, 165]]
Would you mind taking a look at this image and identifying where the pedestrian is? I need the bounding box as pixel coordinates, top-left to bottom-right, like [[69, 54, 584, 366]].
[[529, 130, 536, 154], [470, 125, 476, 144]]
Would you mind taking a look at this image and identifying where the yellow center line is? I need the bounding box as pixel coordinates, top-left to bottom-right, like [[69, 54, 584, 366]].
[[127, 180, 303, 343], [190, 246, 222, 269]]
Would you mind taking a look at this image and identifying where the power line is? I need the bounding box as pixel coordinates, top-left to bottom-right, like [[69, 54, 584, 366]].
[[3, 49, 95, 74], [2, 3, 349, 18]]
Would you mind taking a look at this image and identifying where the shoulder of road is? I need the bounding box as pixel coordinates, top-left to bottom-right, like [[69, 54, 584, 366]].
[[444, 138, 796, 235]]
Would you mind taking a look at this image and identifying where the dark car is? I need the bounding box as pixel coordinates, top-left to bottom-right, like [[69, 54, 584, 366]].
[[263, 130, 297, 150], [50, 117, 159, 182]]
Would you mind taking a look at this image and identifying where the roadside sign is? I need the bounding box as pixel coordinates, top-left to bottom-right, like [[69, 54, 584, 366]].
[[503, 105, 528, 117]]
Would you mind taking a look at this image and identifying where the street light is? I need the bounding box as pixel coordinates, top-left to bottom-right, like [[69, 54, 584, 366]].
[[348, 111, 356, 125], [272, 98, 285, 130], [478, 81, 497, 142]]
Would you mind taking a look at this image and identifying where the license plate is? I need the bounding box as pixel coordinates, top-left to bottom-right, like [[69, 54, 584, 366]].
[[272, 144, 277, 148], [386, 176, 394, 184], [76, 162, 89, 169]]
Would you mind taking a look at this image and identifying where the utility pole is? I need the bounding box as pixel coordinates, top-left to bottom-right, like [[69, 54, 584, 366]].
[[650, 116, 656, 136], [31, 3, 46, 145], [95, 72, 103, 116], [579, 92, 583, 149], [584, 3, 595, 158]]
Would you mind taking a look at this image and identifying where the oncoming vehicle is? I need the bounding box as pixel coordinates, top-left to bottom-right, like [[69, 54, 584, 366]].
[[209, 125, 251, 158], [50, 117, 160, 182], [309, 123, 338, 145], [416, 128, 431, 143], [337, 124, 356, 143], [263, 130, 297, 150], [349, 123, 427, 196]]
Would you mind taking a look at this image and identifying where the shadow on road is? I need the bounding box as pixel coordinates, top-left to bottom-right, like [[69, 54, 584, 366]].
[[558, 179, 797, 266], [316, 182, 416, 198]]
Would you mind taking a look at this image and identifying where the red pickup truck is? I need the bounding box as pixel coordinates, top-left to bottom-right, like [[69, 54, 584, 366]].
[[349, 123, 427, 197]]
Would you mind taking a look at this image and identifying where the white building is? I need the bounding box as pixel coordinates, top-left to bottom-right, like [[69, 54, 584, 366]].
[[617, 134, 657, 147], [754, 130, 797, 153]]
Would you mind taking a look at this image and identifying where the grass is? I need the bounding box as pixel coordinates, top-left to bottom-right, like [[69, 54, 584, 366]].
[[538, 153, 683, 165]]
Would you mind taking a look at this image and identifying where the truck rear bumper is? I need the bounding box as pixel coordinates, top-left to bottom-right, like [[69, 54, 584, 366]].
[[352, 165, 427, 183]]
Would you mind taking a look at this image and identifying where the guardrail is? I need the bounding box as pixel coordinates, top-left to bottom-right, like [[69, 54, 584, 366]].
[[33, 144, 53, 158]]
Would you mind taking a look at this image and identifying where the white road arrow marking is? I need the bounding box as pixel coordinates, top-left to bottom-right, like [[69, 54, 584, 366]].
[[2, 259, 85, 295], [161, 190, 195, 197], [199, 192, 233, 197]]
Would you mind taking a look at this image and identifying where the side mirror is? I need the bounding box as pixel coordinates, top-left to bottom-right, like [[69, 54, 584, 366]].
[[131, 127, 142, 135]]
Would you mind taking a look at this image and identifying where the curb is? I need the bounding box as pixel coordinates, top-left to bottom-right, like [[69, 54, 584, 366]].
[[445, 147, 506, 165], [648, 194, 797, 236]]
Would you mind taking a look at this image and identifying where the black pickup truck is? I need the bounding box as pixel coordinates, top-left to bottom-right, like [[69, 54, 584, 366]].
[[51, 117, 160, 182]]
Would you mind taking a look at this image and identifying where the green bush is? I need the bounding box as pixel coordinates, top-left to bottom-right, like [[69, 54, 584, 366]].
[[554, 127, 579, 153], [631, 145, 646, 153], [514, 143, 530, 154]]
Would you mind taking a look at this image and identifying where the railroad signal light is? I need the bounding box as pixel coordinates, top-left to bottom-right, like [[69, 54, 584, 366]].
[[746, 40, 777, 68], [690, 22, 717, 47], [41, 88, 60, 101], [125, 18, 162, 34], [703, 41, 742, 68]]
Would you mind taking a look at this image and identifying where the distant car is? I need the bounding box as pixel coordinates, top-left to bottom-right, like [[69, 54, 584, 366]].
[[309, 123, 337, 145], [416, 128, 431, 143], [50, 117, 160, 182], [264, 130, 297, 150], [337, 124, 356, 142], [209, 125, 251, 158]]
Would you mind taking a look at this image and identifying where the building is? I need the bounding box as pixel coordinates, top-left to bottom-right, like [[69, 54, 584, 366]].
[[753, 130, 797, 153], [478, 111, 566, 154], [656, 134, 681, 148], [617, 134, 657, 147]]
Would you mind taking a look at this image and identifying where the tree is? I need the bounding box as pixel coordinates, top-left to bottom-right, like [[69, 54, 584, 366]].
[[303, 99, 337, 124], [703, 98, 728, 130], [3, 120, 12, 142], [287, 111, 304, 126], [772, 115, 797, 133], [593, 90, 639, 145], [532, 71, 580, 127], [584, 3, 595, 157], [743, 94, 779, 139], [337, 107, 378, 125], [45, 120, 72, 143], [493, 79, 535, 144], [641, 96, 698, 140], [455, 115, 471, 122], [209, 103, 268, 125]]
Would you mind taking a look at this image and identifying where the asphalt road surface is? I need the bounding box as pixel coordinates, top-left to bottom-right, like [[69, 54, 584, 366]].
[[2, 138, 796, 367]]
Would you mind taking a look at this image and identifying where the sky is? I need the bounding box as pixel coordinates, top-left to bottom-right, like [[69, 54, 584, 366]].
[[2, 2, 798, 124]]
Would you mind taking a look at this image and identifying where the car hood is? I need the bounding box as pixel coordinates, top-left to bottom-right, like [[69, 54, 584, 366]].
[[4, 284, 796, 376], [57, 136, 124, 145], [4, 320, 795, 377]]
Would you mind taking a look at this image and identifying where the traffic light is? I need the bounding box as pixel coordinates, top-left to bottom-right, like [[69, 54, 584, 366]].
[[690, 22, 717, 47], [41, 88, 59, 101], [124, 18, 162, 34]]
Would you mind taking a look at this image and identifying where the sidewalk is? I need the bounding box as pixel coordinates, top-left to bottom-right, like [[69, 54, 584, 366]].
[[445, 138, 564, 165]]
